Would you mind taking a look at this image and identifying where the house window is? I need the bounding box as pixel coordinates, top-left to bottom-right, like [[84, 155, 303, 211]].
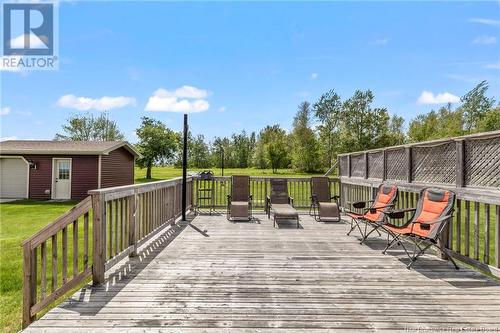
[[58, 161, 70, 179]]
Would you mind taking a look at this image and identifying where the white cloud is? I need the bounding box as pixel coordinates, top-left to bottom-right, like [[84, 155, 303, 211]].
[[468, 18, 500, 26], [218, 106, 226, 113], [417, 91, 460, 104], [310, 73, 318, 80], [0, 107, 11, 116], [371, 38, 389, 46], [0, 136, 17, 142], [57, 94, 136, 111], [473, 35, 497, 44], [484, 63, 500, 69], [145, 86, 210, 113], [10, 34, 47, 49]]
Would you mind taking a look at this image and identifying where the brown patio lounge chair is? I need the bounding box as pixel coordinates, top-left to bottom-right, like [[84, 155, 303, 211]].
[[226, 175, 253, 222], [345, 184, 398, 244], [310, 176, 340, 222], [266, 178, 299, 228], [382, 188, 458, 270]]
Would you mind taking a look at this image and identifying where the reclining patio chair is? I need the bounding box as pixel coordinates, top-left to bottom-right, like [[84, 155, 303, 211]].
[[266, 178, 299, 228], [309, 176, 340, 222], [227, 175, 253, 222], [382, 188, 458, 270], [346, 184, 398, 244]]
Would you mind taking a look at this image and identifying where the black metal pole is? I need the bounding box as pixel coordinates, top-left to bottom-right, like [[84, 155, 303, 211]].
[[181, 114, 188, 221]]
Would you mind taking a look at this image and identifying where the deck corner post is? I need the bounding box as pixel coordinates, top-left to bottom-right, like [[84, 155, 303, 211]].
[[91, 193, 106, 285], [22, 242, 36, 328], [129, 189, 138, 257]]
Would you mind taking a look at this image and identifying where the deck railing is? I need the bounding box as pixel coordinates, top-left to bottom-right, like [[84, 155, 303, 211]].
[[21, 176, 193, 328], [194, 176, 340, 210], [338, 130, 500, 276]]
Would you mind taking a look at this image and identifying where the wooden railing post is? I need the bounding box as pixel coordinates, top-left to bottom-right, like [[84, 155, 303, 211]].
[[406, 147, 412, 183], [129, 190, 138, 257], [347, 154, 352, 178], [363, 153, 368, 179], [456, 140, 465, 188], [91, 193, 106, 285], [22, 243, 36, 328]]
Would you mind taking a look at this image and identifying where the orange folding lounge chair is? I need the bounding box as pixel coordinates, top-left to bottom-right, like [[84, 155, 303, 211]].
[[383, 188, 458, 270], [345, 184, 398, 244]]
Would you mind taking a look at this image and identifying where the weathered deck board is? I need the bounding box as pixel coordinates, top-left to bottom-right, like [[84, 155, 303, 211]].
[[25, 213, 500, 332]]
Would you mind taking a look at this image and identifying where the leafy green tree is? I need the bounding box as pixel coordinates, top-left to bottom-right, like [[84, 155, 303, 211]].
[[136, 117, 178, 179], [291, 102, 320, 172], [261, 125, 290, 173], [232, 131, 252, 168], [190, 134, 211, 168], [55, 112, 125, 141], [313, 90, 342, 168], [461, 81, 496, 132], [338, 90, 398, 152], [477, 107, 500, 132]]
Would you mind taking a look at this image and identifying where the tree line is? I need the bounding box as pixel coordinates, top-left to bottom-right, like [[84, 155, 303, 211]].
[[55, 81, 498, 179]]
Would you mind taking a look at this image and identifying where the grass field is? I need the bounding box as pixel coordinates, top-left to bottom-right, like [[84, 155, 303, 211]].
[[0, 200, 78, 333], [134, 166, 325, 183]]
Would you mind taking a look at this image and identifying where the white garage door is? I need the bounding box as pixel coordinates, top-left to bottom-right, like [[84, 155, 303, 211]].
[[0, 157, 28, 198]]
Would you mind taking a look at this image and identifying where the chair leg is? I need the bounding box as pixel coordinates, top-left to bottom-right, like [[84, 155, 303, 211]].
[[360, 224, 381, 244], [436, 244, 460, 270]]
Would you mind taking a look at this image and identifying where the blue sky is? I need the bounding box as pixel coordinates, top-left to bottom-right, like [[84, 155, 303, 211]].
[[1, 1, 499, 143]]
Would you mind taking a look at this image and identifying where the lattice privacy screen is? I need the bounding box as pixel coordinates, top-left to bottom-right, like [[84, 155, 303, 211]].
[[386, 148, 407, 181], [339, 155, 348, 177], [412, 142, 457, 184], [339, 132, 500, 190], [350, 154, 365, 178], [368, 152, 384, 179], [465, 136, 500, 188]]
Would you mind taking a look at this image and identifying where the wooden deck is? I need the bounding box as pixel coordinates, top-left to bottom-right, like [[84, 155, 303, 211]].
[[25, 213, 500, 332]]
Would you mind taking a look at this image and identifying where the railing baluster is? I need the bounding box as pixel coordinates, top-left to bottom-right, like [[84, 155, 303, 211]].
[[40, 242, 46, 300], [72, 219, 78, 278], [108, 202, 113, 259], [83, 212, 89, 269], [474, 201, 480, 261], [51, 234, 57, 292], [465, 201, 470, 257], [456, 199, 462, 254], [62, 227, 67, 284], [496, 205, 500, 269], [484, 204, 490, 264]]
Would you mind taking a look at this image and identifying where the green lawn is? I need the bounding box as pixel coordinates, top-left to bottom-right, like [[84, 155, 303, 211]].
[[0, 200, 78, 333], [135, 166, 325, 183]]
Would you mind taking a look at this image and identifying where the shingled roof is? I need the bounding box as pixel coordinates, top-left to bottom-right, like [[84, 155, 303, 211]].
[[0, 140, 140, 156]]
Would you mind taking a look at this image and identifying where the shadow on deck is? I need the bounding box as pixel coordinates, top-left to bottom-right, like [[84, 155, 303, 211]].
[[25, 213, 500, 332]]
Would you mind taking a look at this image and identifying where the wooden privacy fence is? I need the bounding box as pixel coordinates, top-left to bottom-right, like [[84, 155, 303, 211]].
[[21, 176, 193, 328], [195, 176, 340, 210], [337, 131, 500, 276]]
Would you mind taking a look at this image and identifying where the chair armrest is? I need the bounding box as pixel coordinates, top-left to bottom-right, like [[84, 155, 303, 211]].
[[367, 203, 394, 214], [352, 200, 373, 209], [227, 194, 231, 203], [311, 194, 318, 204], [331, 195, 340, 200], [411, 215, 452, 226], [288, 196, 294, 205], [388, 208, 416, 219], [249, 194, 253, 201]]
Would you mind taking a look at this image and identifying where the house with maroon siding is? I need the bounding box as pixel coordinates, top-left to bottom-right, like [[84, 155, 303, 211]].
[[0, 141, 139, 200]]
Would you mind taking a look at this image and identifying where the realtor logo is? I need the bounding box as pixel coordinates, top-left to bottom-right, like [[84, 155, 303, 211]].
[[1, 2, 58, 70]]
